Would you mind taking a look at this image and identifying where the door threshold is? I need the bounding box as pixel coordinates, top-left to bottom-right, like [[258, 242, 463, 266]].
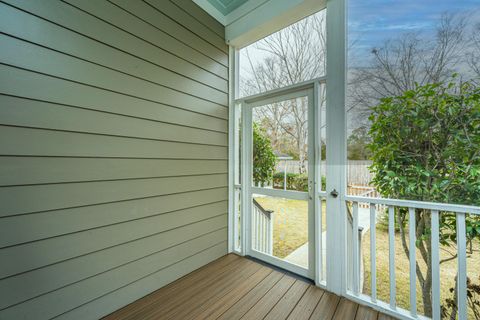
[[245, 255, 315, 285]]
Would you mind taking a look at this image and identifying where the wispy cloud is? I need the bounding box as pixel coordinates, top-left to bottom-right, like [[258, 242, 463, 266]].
[[348, 0, 480, 64]]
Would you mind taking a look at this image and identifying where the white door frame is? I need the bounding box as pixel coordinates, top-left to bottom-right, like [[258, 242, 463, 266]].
[[241, 85, 316, 279]]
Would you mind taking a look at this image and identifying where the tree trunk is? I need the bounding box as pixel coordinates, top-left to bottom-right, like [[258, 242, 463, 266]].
[[421, 277, 433, 317], [448, 275, 458, 320], [421, 211, 433, 318]]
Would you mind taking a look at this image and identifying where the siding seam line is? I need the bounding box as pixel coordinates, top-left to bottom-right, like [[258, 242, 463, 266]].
[[51, 240, 228, 320], [0, 200, 229, 250], [0, 215, 228, 282], [1, 232, 228, 312], [0, 184, 228, 219], [0, 62, 228, 120], [0, 0, 228, 79], [0, 93, 228, 134], [0, 123, 228, 148]]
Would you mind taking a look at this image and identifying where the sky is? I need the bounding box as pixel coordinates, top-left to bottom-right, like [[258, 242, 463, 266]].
[[348, 0, 480, 65], [240, 0, 480, 93]]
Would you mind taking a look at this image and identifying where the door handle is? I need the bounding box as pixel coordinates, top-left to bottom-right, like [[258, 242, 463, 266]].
[[330, 189, 339, 198]]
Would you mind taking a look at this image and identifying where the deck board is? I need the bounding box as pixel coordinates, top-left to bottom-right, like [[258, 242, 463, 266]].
[[332, 298, 359, 319], [287, 285, 325, 320], [240, 275, 296, 319], [146, 259, 258, 319], [310, 291, 341, 320], [264, 279, 310, 320], [104, 254, 397, 320], [355, 305, 379, 320], [103, 253, 241, 320], [216, 271, 285, 320]]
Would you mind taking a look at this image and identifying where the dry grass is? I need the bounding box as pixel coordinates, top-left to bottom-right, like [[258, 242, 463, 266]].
[[254, 197, 326, 258], [252, 197, 480, 317], [362, 225, 480, 318]]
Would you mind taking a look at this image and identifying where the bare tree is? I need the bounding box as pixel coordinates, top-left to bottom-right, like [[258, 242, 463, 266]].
[[468, 22, 480, 77], [242, 11, 326, 171], [349, 13, 468, 123]]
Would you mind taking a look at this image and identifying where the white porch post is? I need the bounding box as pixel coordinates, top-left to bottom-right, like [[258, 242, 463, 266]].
[[325, 0, 347, 295], [227, 46, 235, 253]]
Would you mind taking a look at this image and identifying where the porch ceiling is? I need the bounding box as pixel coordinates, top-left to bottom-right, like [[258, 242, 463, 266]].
[[206, 0, 249, 15], [194, 0, 326, 47]]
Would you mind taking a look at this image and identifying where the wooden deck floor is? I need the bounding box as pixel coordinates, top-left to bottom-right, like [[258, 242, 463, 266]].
[[104, 254, 396, 320]]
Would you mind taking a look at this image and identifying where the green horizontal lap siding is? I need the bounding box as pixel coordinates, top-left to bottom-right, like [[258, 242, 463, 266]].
[[0, 95, 227, 146], [2, 65, 228, 132], [0, 214, 228, 307], [0, 0, 228, 319], [0, 188, 228, 248], [0, 173, 228, 217], [1, 232, 228, 320], [0, 35, 228, 115], [58, 242, 228, 320], [0, 157, 227, 186], [0, 203, 228, 279]]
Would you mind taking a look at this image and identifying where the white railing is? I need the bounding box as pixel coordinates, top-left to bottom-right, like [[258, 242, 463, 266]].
[[346, 195, 480, 320], [252, 199, 273, 255]]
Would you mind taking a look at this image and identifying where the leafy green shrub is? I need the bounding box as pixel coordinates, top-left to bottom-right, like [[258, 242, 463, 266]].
[[368, 78, 480, 316], [272, 172, 326, 191], [272, 172, 297, 189], [293, 173, 309, 192], [253, 123, 276, 187]]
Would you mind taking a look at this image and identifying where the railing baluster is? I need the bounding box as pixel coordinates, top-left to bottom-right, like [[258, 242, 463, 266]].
[[255, 209, 260, 250], [260, 211, 264, 252], [260, 213, 266, 253], [319, 197, 323, 281], [262, 212, 266, 252], [431, 210, 440, 320], [457, 212, 467, 320], [255, 208, 259, 251], [370, 203, 377, 303], [343, 195, 479, 320], [268, 212, 273, 255], [409, 207, 417, 317], [388, 206, 396, 309], [353, 201, 360, 295]]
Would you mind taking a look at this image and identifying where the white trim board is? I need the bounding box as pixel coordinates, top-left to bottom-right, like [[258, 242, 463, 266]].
[[194, 0, 326, 48], [193, 0, 269, 26]]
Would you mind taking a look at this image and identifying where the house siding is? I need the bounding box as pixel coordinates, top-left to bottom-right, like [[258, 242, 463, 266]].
[[0, 0, 228, 319]]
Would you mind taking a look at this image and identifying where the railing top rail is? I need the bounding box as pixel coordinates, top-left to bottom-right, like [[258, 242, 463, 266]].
[[345, 195, 480, 215], [252, 198, 274, 217]]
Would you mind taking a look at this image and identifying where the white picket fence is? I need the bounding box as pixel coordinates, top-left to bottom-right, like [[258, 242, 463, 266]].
[[275, 160, 373, 186]]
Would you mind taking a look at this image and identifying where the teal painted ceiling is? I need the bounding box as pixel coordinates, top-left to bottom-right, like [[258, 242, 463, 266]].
[[207, 0, 249, 15]]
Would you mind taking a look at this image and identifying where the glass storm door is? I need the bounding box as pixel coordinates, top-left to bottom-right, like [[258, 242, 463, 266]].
[[242, 87, 316, 279]]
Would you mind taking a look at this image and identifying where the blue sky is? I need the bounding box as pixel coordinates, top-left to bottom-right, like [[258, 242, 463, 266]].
[[348, 0, 480, 64]]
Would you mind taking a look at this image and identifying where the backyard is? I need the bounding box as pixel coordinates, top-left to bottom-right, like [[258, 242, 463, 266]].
[[362, 224, 480, 318], [254, 197, 326, 259], [254, 196, 480, 317]]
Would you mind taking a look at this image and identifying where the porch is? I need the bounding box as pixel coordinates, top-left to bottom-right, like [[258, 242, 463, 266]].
[[104, 254, 395, 320], [1, 0, 479, 319]]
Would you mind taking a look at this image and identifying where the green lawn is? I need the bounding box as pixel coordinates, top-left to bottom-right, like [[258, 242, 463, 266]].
[[253, 197, 480, 317], [362, 226, 480, 318], [254, 197, 326, 258]]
